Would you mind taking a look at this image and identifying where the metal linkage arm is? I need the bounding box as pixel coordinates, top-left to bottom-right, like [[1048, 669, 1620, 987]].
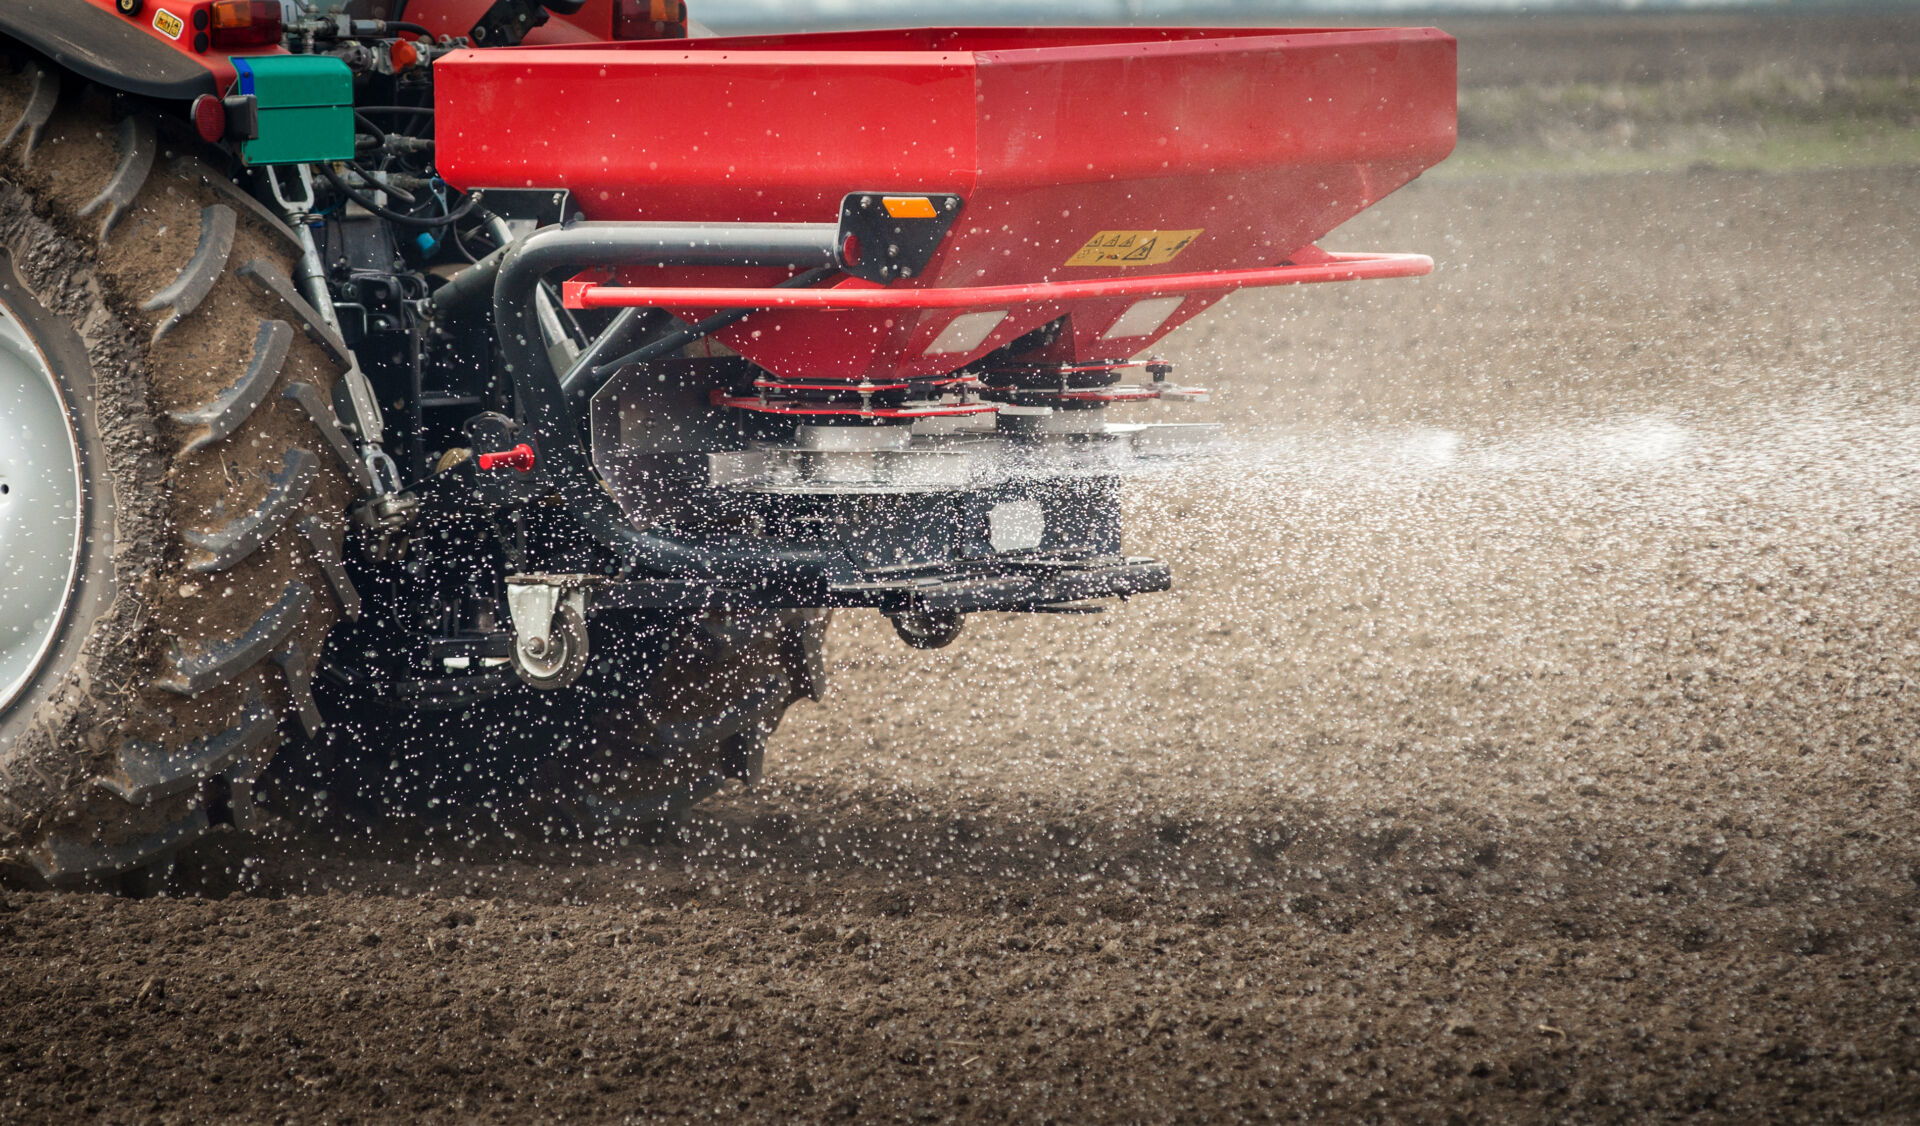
[[483, 221, 850, 587]]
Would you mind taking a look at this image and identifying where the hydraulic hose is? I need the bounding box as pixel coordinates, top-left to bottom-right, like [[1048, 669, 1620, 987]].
[[320, 165, 474, 229]]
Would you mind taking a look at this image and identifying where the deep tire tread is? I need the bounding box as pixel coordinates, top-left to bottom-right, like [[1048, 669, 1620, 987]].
[[30, 810, 214, 885], [98, 695, 280, 806], [77, 116, 155, 241], [142, 203, 236, 344], [183, 447, 318, 573], [237, 258, 355, 369], [170, 154, 307, 256], [272, 642, 324, 737], [159, 581, 314, 698], [1, 63, 56, 167], [284, 380, 377, 494], [298, 514, 362, 620], [171, 318, 292, 454]]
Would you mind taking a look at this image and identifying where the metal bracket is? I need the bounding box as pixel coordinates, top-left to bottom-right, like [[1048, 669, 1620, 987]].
[[363, 447, 404, 495], [267, 162, 387, 450], [504, 573, 600, 689], [265, 164, 317, 215], [837, 191, 963, 282], [466, 188, 578, 227], [351, 488, 420, 562], [468, 0, 551, 46], [330, 363, 387, 448]]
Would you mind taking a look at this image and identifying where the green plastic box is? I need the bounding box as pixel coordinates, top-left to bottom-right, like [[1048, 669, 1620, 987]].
[[231, 55, 355, 166]]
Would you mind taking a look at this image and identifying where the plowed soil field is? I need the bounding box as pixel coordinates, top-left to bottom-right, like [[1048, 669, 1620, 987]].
[[5, 14, 1919, 1126]]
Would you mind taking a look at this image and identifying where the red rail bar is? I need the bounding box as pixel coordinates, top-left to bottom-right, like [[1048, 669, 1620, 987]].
[[561, 251, 1433, 311]]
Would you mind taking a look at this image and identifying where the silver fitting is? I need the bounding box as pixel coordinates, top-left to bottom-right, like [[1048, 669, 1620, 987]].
[[504, 574, 601, 689]]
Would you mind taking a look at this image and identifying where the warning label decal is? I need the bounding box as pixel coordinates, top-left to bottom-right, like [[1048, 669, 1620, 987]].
[[152, 9, 184, 39], [1064, 229, 1203, 268]]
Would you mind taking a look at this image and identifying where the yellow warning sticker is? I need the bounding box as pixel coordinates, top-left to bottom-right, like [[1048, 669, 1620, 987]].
[[1064, 229, 1203, 268], [152, 9, 184, 39]]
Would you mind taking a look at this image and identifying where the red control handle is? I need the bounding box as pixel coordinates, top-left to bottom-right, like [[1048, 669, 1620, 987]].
[[477, 443, 536, 472]]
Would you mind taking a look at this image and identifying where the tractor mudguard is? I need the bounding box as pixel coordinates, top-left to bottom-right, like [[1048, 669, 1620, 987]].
[[0, 1, 218, 102]]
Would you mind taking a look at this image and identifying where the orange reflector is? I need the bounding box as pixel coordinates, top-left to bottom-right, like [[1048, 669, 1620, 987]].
[[882, 196, 939, 220]]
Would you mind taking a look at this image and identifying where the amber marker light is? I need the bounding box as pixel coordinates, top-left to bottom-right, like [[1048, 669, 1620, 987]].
[[209, 0, 283, 50]]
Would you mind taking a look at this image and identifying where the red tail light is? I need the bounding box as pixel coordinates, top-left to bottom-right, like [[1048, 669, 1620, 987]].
[[612, 0, 687, 41], [209, 1, 283, 49]]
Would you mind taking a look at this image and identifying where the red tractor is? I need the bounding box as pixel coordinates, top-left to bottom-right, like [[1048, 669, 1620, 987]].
[[0, 0, 1454, 886]]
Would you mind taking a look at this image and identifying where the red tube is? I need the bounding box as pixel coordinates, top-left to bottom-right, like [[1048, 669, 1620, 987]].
[[477, 443, 537, 472], [561, 251, 1433, 311]]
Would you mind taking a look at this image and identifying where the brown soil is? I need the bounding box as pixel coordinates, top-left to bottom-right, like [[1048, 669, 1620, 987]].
[[1441, 7, 1920, 88], [5, 16, 1920, 1126]]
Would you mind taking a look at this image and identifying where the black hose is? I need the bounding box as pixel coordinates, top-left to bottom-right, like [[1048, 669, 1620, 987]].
[[320, 165, 475, 230], [355, 107, 434, 145], [449, 220, 480, 264], [374, 176, 418, 206]]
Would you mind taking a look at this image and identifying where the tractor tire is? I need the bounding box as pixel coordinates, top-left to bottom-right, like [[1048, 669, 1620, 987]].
[[0, 69, 354, 889]]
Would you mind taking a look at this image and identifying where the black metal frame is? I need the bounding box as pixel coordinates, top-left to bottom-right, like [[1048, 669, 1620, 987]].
[[476, 218, 854, 592], [453, 210, 1172, 604], [323, 199, 1173, 704]]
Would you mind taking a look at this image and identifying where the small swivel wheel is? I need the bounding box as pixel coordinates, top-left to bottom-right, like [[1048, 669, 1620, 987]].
[[514, 603, 590, 690], [889, 609, 965, 650]]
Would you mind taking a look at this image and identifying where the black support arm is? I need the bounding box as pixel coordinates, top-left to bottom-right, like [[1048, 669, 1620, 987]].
[[482, 220, 848, 587]]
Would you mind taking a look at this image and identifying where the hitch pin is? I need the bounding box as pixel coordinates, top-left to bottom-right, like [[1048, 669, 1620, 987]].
[[477, 443, 536, 472]]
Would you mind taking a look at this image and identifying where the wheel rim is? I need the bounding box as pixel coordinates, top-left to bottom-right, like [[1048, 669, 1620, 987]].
[[0, 295, 84, 713]]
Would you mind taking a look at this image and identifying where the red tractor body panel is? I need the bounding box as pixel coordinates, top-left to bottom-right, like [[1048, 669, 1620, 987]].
[[71, 0, 243, 89], [67, 0, 621, 84], [435, 26, 1456, 382]]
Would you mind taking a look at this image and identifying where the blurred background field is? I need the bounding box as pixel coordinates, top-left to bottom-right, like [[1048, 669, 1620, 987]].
[[1442, 9, 1920, 174], [700, 4, 1920, 176]]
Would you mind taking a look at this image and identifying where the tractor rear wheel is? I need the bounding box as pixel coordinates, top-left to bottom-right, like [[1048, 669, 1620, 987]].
[[0, 71, 354, 888]]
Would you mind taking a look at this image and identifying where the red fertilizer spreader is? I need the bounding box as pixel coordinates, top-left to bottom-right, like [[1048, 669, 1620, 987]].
[[437, 25, 1456, 389]]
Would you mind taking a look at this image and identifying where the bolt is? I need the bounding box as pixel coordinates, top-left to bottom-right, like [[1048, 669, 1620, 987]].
[[524, 636, 548, 658]]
